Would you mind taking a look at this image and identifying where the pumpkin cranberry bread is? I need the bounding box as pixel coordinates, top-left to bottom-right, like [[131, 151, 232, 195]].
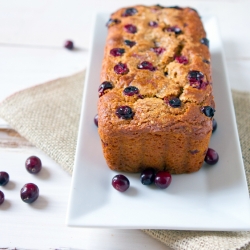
[[98, 5, 215, 174]]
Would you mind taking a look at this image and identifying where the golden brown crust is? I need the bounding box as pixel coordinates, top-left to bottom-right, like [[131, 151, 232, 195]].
[[98, 5, 214, 174]]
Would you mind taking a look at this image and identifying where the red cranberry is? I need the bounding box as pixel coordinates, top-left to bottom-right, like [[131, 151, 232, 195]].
[[169, 98, 181, 107], [25, 156, 42, 174], [98, 81, 113, 97], [175, 55, 188, 64], [205, 148, 219, 165], [110, 48, 125, 57], [124, 24, 137, 34], [114, 63, 129, 75], [138, 61, 156, 71], [155, 171, 172, 189], [112, 175, 130, 192], [106, 18, 121, 27], [123, 86, 139, 96], [141, 168, 156, 185], [116, 106, 134, 119], [148, 21, 158, 27], [0, 190, 4, 205], [20, 183, 39, 203], [0, 171, 9, 186], [122, 8, 138, 17], [212, 118, 217, 132], [124, 40, 136, 47], [151, 47, 165, 55], [94, 114, 98, 127], [202, 106, 215, 117], [200, 37, 209, 47], [64, 40, 74, 50], [165, 26, 182, 35]]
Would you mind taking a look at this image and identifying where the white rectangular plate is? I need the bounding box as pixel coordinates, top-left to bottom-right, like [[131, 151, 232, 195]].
[[66, 12, 250, 230]]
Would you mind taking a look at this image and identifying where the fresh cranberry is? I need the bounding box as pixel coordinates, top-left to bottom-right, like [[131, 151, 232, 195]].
[[0, 191, 4, 205], [114, 63, 129, 75], [122, 8, 138, 17], [141, 168, 156, 185], [155, 171, 172, 189], [25, 156, 42, 174], [169, 98, 181, 107], [203, 59, 210, 64], [205, 148, 219, 165], [124, 40, 136, 47], [0, 172, 9, 186], [124, 24, 137, 34], [200, 37, 209, 47], [106, 18, 121, 27], [64, 40, 74, 50], [151, 47, 165, 55], [123, 86, 139, 96], [212, 118, 217, 132], [148, 21, 158, 27], [175, 55, 188, 64], [20, 183, 39, 203], [165, 26, 182, 35], [138, 61, 156, 71], [187, 70, 205, 89], [98, 81, 113, 97], [202, 106, 215, 117], [112, 175, 130, 192], [116, 106, 134, 119], [110, 48, 125, 57], [94, 114, 98, 127]]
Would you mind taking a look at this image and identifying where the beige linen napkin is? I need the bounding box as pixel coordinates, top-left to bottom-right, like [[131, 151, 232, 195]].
[[0, 70, 250, 250]]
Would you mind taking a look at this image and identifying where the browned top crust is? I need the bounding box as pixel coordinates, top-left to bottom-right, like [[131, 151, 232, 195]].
[[98, 5, 214, 137]]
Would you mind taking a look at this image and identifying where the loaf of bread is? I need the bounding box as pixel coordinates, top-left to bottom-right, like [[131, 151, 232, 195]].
[[98, 5, 215, 174]]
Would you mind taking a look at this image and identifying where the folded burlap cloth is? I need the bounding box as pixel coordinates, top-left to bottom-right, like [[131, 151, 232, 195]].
[[0, 70, 250, 250]]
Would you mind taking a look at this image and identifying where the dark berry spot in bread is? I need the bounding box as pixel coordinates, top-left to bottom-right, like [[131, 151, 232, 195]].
[[124, 40, 136, 47], [205, 148, 219, 165], [151, 47, 165, 55], [114, 63, 129, 75], [124, 24, 137, 34], [200, 37, 209, 47], [123, 86, 139, 96], [164, 72, 168, 76], [189, 149, 199, 155], [106, 18, 121, 28], [98, 81, 113, 97], [155, 4, 165, 9], [122, 8, 138, 17], [167, 6, 183, 10], [165, 26, 182, 35], [203, 59, 210, 64], [168, 98, 181, 107], [212, 118, 217, 132], [175, 55, 188, 64], [94, 114, 98, 127], [116, 106, 134, 119], [137, 61, 156, 71], [148, 21, 158, 27], [202, 106, 215, 117], [110, 48, 125, 57], [188, 70, 204, 89]]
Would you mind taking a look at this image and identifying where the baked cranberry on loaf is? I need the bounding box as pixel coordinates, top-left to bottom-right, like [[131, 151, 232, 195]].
[[98, 5, 215, 174]]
